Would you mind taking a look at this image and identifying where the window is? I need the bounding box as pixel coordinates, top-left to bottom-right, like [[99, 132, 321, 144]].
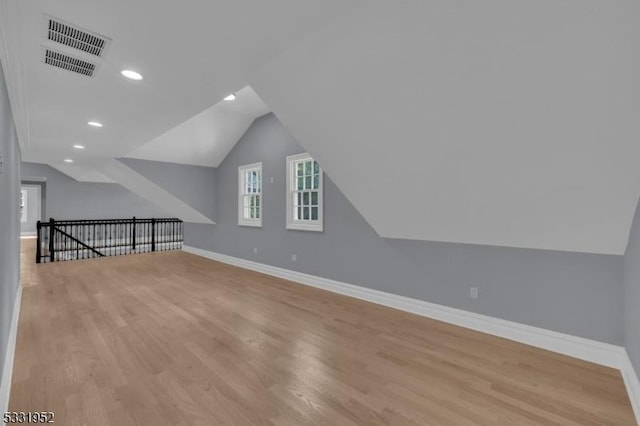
[[20, 189, 27, 223], [286, 153, 323, 232], [238, 162, 262, 227]]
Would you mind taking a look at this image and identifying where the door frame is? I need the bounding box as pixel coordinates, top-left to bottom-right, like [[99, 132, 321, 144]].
[[20, 180, 46, 236]]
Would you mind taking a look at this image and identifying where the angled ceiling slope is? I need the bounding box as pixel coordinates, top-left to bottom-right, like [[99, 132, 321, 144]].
[[250, 0, 640, 255], [0, 0, 361, 165], [126, 86, 269, 167], [96, 159, 214, 224]]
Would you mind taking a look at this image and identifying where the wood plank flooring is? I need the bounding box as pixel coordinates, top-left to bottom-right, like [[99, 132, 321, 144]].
[[10, 239, 635, 425]]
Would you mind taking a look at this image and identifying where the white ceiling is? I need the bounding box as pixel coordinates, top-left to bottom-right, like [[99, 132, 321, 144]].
[[2, 0, 640, 254], [249, 0, 640, 255], [125, 86, 269, 167], [0, 0, 358, 165]]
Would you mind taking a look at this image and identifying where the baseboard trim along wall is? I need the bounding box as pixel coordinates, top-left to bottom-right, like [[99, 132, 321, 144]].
[[183, 245, 639, 415], [621, 351, 640, 422], [1, 282, 23, 414]]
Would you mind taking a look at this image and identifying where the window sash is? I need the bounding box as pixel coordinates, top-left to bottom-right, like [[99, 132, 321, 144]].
[[238, 163, 262, 226], [286, 153, 323, 232]]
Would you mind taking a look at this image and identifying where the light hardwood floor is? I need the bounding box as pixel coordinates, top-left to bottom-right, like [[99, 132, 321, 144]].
[[10, 240, 635, 425]]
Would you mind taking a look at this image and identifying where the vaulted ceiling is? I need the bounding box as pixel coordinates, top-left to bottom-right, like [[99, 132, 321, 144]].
[[2, 0, 640, 254]]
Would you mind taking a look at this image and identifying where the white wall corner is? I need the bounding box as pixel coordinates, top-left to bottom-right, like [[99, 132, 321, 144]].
[[621, 351, 640, 423], [1, 282, 23, 414]]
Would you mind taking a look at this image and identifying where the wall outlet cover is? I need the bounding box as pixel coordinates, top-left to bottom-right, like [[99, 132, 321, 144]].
[[470, 287, 479, 299]]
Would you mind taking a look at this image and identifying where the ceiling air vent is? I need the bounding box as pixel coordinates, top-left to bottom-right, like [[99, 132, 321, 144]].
[[43, 49, 96, 77], [46, 17, 109, 57]]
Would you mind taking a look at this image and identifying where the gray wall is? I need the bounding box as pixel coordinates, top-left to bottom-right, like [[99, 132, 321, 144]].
[[0, 62, 21, 387], [21, 162, 169, 220], [185, 113, 624, 345], [624, 198, 640, 373], [118, 157, 216, 221]]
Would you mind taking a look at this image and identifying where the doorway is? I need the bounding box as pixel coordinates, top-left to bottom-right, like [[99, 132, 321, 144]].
[[20, 184, 42, 236]]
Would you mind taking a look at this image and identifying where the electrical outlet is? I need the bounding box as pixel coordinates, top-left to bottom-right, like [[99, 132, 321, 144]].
[[291, 254, 297, 262], [253, 247, 258, 254], [470, 287, 479, 299]]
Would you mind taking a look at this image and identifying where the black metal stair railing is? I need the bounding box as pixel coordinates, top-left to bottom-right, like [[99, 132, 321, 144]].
[[36, 217, 184, 263]]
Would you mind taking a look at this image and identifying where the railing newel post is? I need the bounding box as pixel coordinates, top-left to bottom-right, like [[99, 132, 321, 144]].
[[132, 216, 136, 252], [36, 220, 42, 264], [151, 218, 156, 252], [49, 218, 55, 262]]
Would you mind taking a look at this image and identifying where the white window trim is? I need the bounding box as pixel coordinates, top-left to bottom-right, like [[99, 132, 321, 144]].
[[238, 162, 263, 227], [286, 153, 323, 232]]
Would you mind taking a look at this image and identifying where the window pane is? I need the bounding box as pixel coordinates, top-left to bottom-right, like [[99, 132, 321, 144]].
[[256, 207, 260, 219], [303, 192, 309, 206], [313, 161, 319, 174], [296, 192, 303, 206], [297, 162, 304, 177], [256, 195, 260, 207], [256, 171, 261, 192], [297, 177, 304, 190], [311, 207, 318, 220], [311, 192, 318, 205], [243, 195, 250, 219], [303, 207, 310, 220], [305, 176, 311, 189], [297, 206, 302, 220], [304, 161, 311, 175]]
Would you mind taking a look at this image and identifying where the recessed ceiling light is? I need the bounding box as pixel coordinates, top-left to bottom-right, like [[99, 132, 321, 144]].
[[87, 121, 103, 127], [224, 93, 236, 101], [64, 158, 74, 163], [121, 70, 143, 81], [73, 144, 85, 150]]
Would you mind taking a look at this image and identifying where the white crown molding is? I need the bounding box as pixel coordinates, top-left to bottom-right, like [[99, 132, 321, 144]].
[[183, 245, 638, 421], [0, 2, 30, 153], [1, 282, 23, 414]]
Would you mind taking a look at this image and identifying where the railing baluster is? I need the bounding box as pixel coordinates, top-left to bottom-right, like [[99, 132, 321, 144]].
[[75, 224, 79, 260]]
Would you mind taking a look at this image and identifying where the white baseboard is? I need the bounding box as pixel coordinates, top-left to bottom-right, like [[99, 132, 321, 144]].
[[182, 246, 625, 365], [0, 247, 636, 419], [0, 282, 22, 414], [182, 246, 639, 418], [621, 351, 640, 422]]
